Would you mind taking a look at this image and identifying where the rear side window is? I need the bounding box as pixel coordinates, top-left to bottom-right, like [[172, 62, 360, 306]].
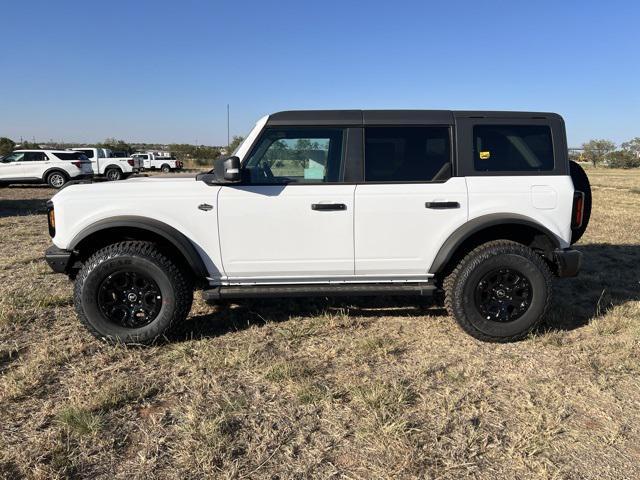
[[474, 125, 554, 172], [52, 152, 88, 161], [364, 127, 450, 182], [78, 149, 94, 158], [23, 152, 47, 161]]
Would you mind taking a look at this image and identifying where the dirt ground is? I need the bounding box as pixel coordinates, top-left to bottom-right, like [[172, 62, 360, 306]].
[[0, 170, 639, 479]]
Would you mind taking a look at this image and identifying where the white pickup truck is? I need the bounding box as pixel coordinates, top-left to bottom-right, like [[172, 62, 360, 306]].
[[71, 148, 143, 181], [131, 152, 183, 172]]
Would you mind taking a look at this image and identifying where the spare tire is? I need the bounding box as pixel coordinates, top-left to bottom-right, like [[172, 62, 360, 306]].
[[569, 161, 592, 244]]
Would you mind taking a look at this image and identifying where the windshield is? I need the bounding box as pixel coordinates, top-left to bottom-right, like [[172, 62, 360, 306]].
[[235, 115, 269, 163]]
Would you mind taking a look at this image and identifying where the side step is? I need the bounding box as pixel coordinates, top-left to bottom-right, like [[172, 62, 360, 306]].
[[202, 283, 436, 301]]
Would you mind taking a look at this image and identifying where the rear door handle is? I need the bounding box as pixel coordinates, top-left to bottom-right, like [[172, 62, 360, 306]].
[[311, 203, 347, 211], [425, 201, 460, 209]]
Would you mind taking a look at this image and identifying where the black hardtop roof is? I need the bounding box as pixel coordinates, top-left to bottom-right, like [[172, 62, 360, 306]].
[[267, 110, 562, 126]]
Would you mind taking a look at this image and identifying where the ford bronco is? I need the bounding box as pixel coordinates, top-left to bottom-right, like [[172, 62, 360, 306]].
[[45, 110, 591, 344]]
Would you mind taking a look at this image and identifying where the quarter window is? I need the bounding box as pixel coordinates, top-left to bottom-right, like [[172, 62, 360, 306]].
[[52, 152, 88, 160], [364, 127, 451, 182], [245, 128, 345, 183], [474, 125, 554, 172]]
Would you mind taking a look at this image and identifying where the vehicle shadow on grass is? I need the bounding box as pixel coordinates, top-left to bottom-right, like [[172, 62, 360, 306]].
[[174, 243, 640, 341], [544, 243, 640, 332], [172, 296, 448, 341], [0, 199, 49, 218]]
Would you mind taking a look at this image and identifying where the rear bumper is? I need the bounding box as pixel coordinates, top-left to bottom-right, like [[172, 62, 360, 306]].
[[553, 248, 582, 277], [45, 245, 74, 274]]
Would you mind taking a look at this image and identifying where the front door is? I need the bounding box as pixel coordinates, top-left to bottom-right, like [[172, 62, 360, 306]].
[[354, 126, 468, 279], [0, 152, 26, 179], [217, 127, 355, 282]]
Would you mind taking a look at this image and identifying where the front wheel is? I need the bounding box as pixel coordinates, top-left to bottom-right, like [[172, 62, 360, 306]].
[[74, 241, 193, 344], [444, 240, 552, 342]]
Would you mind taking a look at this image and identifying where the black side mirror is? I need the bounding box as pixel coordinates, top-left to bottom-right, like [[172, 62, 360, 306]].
[[214, 156, 241, 183]]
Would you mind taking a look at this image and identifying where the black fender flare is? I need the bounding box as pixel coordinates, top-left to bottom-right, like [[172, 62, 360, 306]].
[[69, 216, 208, 279], [428, 213, 562, 274]]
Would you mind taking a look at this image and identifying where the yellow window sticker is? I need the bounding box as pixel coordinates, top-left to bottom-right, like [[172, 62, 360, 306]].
[[479, 151, 491, 160]]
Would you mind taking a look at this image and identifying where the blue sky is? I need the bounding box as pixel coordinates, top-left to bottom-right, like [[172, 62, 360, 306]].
[[0, 0, 638, 147]]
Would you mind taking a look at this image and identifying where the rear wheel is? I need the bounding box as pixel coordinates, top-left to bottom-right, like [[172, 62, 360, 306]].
[[105, 168, 122, 181], [161, 164, 171, 173], [47, 171, 67, 189], [444, 240, 552, 342], [74, 241, 193, 344]]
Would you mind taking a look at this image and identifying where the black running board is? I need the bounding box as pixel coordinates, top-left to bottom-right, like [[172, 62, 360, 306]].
[[202, 283, 436, 301]]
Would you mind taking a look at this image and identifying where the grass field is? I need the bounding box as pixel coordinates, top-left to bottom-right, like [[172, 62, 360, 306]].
[[1, 170, 639, 479]]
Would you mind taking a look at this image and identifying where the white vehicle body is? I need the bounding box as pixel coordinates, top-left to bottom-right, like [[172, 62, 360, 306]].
[[46, 110, 589, 344], [50, 111, 576, 285], [131, 152, 183, 171], [71, 148, 142, 177], [0, 149, 92, 187]]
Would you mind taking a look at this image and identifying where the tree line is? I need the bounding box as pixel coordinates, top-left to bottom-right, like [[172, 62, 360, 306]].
[[574, 137, 640, 169], [0, 136, 246, 164]]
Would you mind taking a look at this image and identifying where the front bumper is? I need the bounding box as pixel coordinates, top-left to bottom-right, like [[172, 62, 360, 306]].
[[553, 248, 582, 277], [45, 245, 74, 273]]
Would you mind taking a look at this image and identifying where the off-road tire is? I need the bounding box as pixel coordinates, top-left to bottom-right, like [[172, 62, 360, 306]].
[[161, 164, 171, 173], [569, 160, 592, 244], [74, 241, 193, 344], [444, 240, 552, 342], [105, 168, 122, 181], [47, 171, 68, 189]]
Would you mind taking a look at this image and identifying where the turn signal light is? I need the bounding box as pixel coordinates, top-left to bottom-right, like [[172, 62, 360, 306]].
[[47, 207, 56, 237], [572, 191, 585, 229]]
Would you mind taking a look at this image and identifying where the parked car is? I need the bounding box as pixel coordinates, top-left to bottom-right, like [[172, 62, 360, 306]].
[[131, 152, 183, 172], [45, 110, 591, 345], [70, 148, 143, 181], [0, 149, 92, 188]]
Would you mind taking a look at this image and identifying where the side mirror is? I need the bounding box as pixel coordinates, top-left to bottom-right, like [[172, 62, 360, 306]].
[[214, 156, 241, 183]]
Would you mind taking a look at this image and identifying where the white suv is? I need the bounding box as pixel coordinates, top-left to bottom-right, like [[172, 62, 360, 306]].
[[45, 110, 591, 344], [0, 149, 93, 188]]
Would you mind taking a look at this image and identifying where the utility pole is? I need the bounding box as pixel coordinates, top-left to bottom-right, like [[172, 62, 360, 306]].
[[227, 104, 230, 148]]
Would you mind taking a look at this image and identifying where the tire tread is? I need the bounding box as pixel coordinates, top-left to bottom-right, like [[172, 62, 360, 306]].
[[444, 240, 552, 342]]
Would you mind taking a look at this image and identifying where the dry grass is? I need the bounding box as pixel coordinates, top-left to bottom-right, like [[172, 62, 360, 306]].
[[1, 171, 639, 479]]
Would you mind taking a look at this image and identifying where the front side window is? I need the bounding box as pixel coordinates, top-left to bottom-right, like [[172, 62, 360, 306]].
[[364, 126, 451, 182], [474, 125, 554, 172], [2, 152, 25, 163], [245, 128, 345, 183]]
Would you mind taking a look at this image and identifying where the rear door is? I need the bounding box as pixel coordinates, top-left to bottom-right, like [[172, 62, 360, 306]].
[[218, 126, 355, 282], [354, 125, 468, 279], [21, 151, 48, 178]]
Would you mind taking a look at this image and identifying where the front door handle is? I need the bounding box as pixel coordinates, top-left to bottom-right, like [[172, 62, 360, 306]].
[[311, 203, 347, 211], [425, 201, 460, 209]]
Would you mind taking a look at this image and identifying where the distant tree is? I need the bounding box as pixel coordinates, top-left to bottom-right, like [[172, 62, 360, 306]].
[[0, 137, 15, 156], [99, 138, 133, 155], [621, 137, 640, 157], [608, 150, 640, 169], [227, 135, 244, 154], [581, 139, 616, 167], [19, 141, 40, 150]]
